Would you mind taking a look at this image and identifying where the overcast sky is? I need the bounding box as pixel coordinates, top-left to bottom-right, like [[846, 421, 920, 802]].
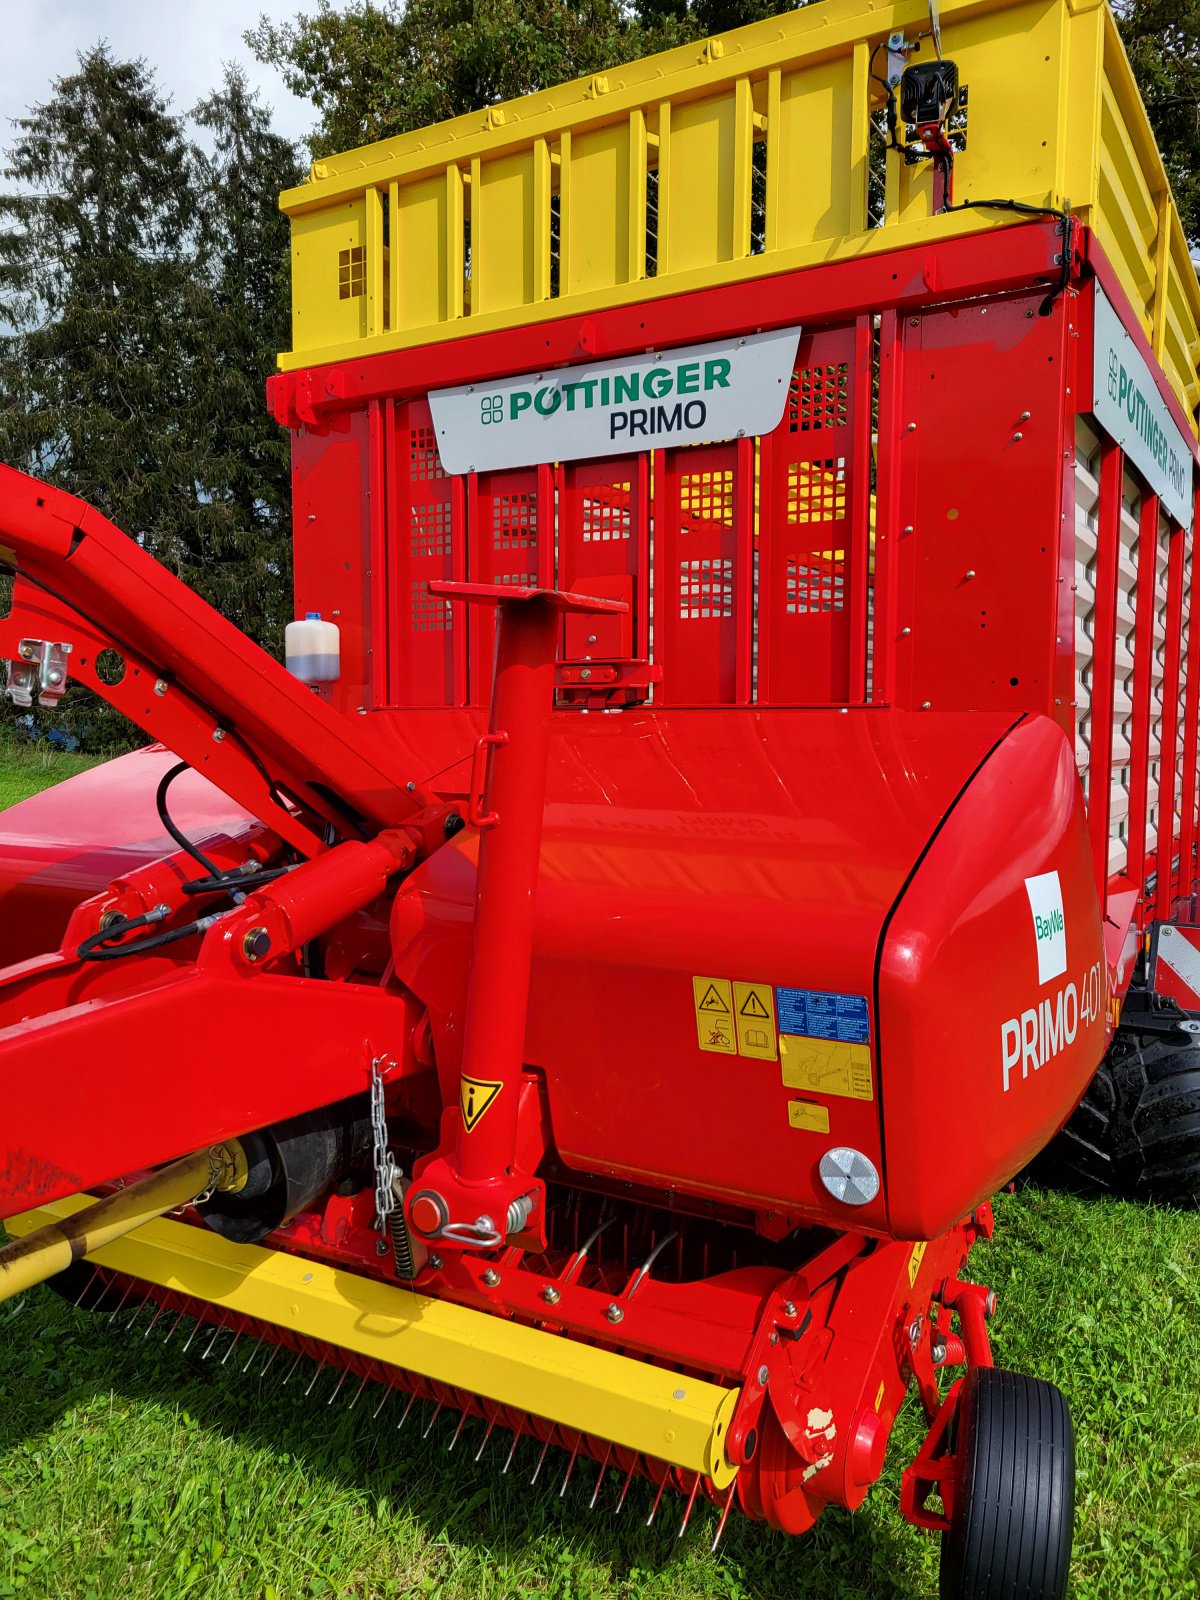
[[1, 1, 347, 157]]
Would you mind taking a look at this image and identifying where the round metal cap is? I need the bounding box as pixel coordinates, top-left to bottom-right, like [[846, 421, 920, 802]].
[[818, 1146, 881, 1207]]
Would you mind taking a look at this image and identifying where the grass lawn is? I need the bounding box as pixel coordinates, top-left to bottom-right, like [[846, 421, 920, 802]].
[[0, 738, 97, 810], [0, 758, 1198, 1600]]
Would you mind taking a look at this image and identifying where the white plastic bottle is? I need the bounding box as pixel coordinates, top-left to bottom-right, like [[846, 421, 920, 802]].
[[285, 612, 341, 684]]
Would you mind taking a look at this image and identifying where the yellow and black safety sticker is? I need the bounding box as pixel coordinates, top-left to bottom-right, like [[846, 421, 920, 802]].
[[693, 975, 779, 1059], [733, 981, 778, 1060], [779, 1036, 874, 1101], [907, 1241, 928, 1286], [692, 976, 737, 1054], [460, 1075, 503, 1131], [786, 1099, 830, 1134]]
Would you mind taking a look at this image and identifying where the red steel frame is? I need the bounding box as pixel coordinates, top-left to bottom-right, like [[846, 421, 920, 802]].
[[276, 217, 1200, 980]]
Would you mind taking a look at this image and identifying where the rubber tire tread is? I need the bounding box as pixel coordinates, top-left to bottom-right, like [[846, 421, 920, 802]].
[[1035, 1031, 1200, 1206], [939, 1367, 1074, 1600]]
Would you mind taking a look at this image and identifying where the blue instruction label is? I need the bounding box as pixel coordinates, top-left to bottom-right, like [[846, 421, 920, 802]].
[[775, 988, 871, 1044]]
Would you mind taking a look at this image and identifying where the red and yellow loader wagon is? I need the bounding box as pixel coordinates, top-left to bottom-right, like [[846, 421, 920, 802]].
[[0, 1, 1197, 1594]]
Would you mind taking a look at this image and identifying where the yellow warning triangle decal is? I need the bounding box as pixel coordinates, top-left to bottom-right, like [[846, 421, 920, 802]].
[[739, 990, 771, 1019], [697, 983, 731, 1014], [460, 1075, 503, 1132]]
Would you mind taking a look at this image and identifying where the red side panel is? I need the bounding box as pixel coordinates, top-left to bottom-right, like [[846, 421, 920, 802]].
[[557, 457, 646, 664], [386, 399, 463, 707], [758, 324, 870, 703], [467, 465, 553, 704], [654, 441, 745, 704]]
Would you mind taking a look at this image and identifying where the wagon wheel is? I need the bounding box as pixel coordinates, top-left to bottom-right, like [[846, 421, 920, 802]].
[[1036, 1030, 1200, 1206], [939, 1367, 1074, 1600]]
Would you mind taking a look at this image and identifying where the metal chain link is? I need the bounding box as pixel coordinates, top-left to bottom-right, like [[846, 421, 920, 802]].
[[370, 1057, 398, 1229]]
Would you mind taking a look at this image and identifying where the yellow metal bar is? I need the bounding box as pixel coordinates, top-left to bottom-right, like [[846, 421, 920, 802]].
[[387, 179, 400, 333], [627, 109, 647, 283], [763, 68, 781, 255], [732, 78, 753, 261], [365, 187, 385, 339], [0, 1146, 243, 1303], [532, 137, 552, 303], [849, 41, 871, 232], [655, 101, 670, 279], [446, 165, 464, 321], [6, 1196, 739, 1485]]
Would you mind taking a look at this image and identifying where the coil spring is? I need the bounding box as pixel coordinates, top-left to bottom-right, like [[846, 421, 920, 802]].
[[389, 1206, 417, 1281]]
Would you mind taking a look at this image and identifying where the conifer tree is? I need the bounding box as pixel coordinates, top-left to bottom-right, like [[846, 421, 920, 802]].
[[190, 67, 303, 649]]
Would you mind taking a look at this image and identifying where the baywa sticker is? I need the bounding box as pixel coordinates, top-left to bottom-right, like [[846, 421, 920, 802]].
[[1025, 870, 1066, 985]]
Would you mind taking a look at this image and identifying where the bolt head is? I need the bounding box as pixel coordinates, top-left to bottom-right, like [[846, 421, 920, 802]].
[[783, 1301, 797, 1318], [757, 1364, 769, 1386], [212, 728, 226, 743], [154, 678, 168, 696], [605, 1302, 624, 1324], [242, 926, 271, 962], [541, 1285, 561, 1306], [482, 1268, 501, 1288], [428, 1254, 444, 1271]]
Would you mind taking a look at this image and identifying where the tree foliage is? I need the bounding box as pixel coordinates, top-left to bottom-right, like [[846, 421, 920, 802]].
[[1116, 0, 1200, 244], [252, 0, 1200, 251], [0, 50, 299, 747]]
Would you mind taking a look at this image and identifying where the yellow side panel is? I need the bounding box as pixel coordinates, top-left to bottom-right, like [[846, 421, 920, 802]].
[[1058, 1, 1102, 215], [773, 60, 859, 247], [393, 172, 452, 332], [664, 92, 736, 275], [290, 198, 367, 356], [890, 2, 1063, 226], [1164, 269, 1200, 416], [564, 121, 632, 295], [473, 149, 542, 315], [1097, 76, 1158, 329]]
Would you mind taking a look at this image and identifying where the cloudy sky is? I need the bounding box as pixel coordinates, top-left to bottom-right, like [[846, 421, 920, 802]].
[[1, 0, 348, 154]]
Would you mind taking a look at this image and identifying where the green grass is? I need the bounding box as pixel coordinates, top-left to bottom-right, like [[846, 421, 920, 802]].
[[1, 765, 1198, 1600], [0, 738, 97, 810]]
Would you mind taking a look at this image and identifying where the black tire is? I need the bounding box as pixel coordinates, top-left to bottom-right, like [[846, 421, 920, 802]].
[[1035, 1031, 1200, 1207], [939, 1367, 1074, 1600]]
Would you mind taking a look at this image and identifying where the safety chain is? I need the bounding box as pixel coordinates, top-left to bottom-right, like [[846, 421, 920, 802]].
[[370, 1057, 398, 1229]]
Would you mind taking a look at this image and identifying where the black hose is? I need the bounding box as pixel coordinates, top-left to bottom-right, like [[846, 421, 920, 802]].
[[156, 761, 222, 877], [77, 907, 230, 963]]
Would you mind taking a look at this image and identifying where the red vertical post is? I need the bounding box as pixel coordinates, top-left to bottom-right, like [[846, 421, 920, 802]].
[[735, 435, 755, 704], [450, 473, 469, 705], [1126, 491, 1161, 905], [1087, 442, 1124, 907], [1180, 506, 1200, 904], [848, 315, 873, 704], [1156, 522, 1186, 919], [367, 399, 390, 708], [452, 595, 559, 1187], [871, 309, 904, 706]]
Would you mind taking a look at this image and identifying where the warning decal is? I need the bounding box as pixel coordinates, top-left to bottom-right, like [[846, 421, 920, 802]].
[[907, 1241, 928, 1286], [776, 987, 870, 1044], [733, 981, 778, 1060], [693, 976, 737, 1054], [787, 1100, 830, 1133], [779, 1036, 874, 1101], [460, 1075, 503, 1131]]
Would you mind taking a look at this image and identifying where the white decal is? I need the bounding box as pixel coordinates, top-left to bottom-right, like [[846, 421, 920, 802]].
[[1025, 871, 1067, 985], [1092, 285, 1193, 532], [427, 327, 802, 474], [1000, 961, 1103, 1091]]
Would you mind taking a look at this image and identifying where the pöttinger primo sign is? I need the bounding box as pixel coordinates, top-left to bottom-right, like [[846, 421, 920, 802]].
[[1092, 286, 1194, 531], [428, 327, 802, 474]]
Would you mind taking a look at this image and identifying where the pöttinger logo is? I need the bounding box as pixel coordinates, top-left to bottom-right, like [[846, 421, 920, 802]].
[[1025, 870, 1067, 985]]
